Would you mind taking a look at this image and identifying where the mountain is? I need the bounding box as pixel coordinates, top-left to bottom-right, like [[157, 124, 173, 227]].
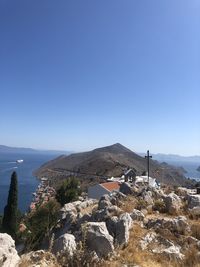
[[0, 145, 70, 155], [35, 143, 194, 187], [151, 153, 200, 163]]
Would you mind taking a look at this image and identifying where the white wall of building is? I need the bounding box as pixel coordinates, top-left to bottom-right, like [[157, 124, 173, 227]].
[[88, 184, 110, 199]]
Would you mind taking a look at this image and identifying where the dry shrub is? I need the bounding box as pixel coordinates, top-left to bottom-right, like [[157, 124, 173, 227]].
[[19, 251, 60, 267], [104, 224, 171, 267], [82, 204, 98, 215], [191, 221, 200, 240], [57, 240, 102, 267], [119, 195, 138, 213], [153, 199, 166, 213], [135, 198, 147, 210], [176, 246, 200, 267]]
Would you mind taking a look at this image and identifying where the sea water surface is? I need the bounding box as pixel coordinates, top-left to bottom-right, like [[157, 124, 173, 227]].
[[0, 153, 59, 214], [165, 160, 200, 181]]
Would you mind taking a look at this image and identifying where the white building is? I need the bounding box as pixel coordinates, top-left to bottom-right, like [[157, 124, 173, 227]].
[[135, 175, 159, 188], [88, 181, 120, 199]]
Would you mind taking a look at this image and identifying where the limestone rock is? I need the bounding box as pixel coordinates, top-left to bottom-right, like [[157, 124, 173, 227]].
[[59, 203, 77, 220], [146, 216, 190, 234], [140, 232, 184, 260], [98, 199, 112, 210], [116, 213, 133, 247], [120, 182, 133, 195], [142, 190, 154, 205], [163, 193, 182, 215], [106, 216, 118, 237], [77, 199, 98, 211], [52, 233, 76, 256], [188, 207, 200, 217], [130, 209, 145, 221], [0, 233, 20, 267], [85, 222, 114, 258], [188, 195, 200, 209]]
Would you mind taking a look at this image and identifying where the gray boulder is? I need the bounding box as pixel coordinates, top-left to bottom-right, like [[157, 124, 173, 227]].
[[120, 182, 133, 195], [142, 190, 154, 205], [59, 203, 77, 220], [0, 233, 20, 267], [77, 199, 98, 211], [130, 209, 145, 221], [188, 195, 200, 209], [85, 222, 114, 258], [188, 206, 200, 217], [98, 199, 112, 210], [116, 213, 133, 247], [140, 232, 184, 260], [106, 216, 118, 237], [146, 216, 190, 234], [163, 193, 182, 215], [52, 233, 76, 256]]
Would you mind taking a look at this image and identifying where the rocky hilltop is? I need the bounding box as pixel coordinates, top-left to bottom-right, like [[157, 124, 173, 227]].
[[35, 143, 194, 187], [3, 181, 200, 267]]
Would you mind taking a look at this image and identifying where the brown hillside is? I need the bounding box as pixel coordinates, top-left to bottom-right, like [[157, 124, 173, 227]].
[[35, 143, 194, 187]]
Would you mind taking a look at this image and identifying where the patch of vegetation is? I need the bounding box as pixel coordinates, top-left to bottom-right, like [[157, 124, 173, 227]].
[[56, 177, 81, 206], [153, 199, 166, 213], [24, 199, 60, 250]]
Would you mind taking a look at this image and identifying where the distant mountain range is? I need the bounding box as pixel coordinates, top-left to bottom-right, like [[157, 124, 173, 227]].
[[0, 145, 70, 155], [35, 143, 195, 187], [147, 153, 200, 163]]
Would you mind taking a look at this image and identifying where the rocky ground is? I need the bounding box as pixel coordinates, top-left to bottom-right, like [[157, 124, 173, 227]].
[[2, 182, 200, 267]]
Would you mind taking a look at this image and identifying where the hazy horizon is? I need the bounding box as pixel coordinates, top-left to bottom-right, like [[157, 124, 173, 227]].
[[1, 143, 200, 158], [0, 0, 199, 156]]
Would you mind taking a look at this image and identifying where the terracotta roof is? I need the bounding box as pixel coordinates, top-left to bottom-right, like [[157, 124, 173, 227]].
[[100, 182, 120, 192]]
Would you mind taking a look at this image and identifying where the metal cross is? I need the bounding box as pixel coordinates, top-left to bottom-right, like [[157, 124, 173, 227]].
[[145, 150, 152, 184]]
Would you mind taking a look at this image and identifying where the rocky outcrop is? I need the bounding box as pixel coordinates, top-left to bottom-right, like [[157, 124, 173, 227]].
[[140, 232, 184, 260], [188, 195, 200, 209], [188, 206, 200, 217], [52, 234, 76, 256], [130, 209, 145, 221], [85, 222, 114, 258], [163, 193, 182, 215], [142, 190, 154, 205], [146, 216, 190, 234], [0, 233, 20, 267], [120, 182, 134, 195], [116, 213, 133, 247]]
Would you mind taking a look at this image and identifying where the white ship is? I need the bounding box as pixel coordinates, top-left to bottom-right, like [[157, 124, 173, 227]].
[[16, 159, 23, 163]]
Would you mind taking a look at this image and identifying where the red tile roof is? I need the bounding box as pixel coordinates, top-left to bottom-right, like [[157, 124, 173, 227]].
[[100, 182, 120, 192]]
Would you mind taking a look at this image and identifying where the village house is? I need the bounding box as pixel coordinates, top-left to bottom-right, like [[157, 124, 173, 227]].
[[88, 181, 120, 199]]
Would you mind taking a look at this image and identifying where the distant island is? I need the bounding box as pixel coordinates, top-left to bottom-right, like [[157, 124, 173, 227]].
[[0, 144, 70, 155], [197, 166, 200, 172]]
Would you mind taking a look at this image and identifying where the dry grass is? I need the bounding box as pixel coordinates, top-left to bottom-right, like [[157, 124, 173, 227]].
[[119, 195, 138, 213], [103, 224, 172, 267], [19, 251, 60, 267], [191, 220, 200, 240], [175, 246, 200, 267], [81, 204, 98, 215]]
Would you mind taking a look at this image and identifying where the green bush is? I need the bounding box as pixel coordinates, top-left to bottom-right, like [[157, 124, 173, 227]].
[[56, 177, 81, 206], [25, 199, 60, 250]]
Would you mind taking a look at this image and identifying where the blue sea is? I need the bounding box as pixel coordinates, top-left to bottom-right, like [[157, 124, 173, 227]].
[[164, 160, 200, 181], [0, 153, 59, 214]]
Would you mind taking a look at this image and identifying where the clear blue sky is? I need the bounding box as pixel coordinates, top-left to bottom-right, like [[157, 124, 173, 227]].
[[0, 0, 199, 155]]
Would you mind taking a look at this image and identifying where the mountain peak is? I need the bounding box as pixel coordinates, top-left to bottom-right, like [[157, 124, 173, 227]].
[[93, 143, 133, 154]]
